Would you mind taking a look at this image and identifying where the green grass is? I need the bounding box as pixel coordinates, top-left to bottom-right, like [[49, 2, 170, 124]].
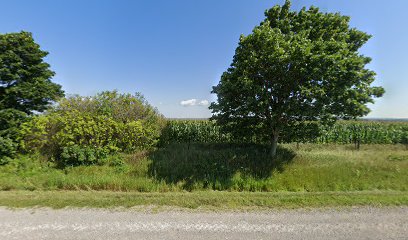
[[1, 144, 407, 192], [1, 143, 407, 208], [0, 190, 406, 209]]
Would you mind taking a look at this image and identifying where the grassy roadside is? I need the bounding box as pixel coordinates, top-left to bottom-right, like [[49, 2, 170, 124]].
[[1, 144, 407, 192], [1, 144, 407, 210], [0, 190, 407, 210]]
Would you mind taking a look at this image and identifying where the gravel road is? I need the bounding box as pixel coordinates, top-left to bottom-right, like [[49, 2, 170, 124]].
[[0, 207, 407, 240]]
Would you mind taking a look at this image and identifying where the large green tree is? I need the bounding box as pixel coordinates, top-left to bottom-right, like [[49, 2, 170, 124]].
[[210, 1, 384, 157], [0, 31, 64, 160], [0, 31, 64, 114]]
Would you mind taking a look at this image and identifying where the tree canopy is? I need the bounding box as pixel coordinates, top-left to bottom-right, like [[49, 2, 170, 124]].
[[0, 31, 64, 115], [210, 0, 384, 157]]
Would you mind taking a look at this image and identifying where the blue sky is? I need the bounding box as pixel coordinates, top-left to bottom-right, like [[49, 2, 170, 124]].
[[1, 0, 407, 118]]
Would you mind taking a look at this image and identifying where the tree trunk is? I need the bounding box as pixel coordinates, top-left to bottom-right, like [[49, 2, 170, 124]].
[[270, 134, 279, 158]]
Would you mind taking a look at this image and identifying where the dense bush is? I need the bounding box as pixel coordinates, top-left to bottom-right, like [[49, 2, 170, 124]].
[[60, 145, 109, 167], [0, 109, 28, 164], [20, 91, 165, 166], [401, 132, 408, 149], [0, 109, 28, 140], [0, 137, 17, 165]]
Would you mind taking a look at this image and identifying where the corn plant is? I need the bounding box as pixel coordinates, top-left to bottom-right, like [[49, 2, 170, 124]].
[[160, 120, 408, 146]]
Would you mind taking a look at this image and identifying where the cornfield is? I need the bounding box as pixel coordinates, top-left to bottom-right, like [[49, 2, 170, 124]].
[[159, 120, 230, 145], [160, 120, 408, 145], [316, 121, 408, 144]]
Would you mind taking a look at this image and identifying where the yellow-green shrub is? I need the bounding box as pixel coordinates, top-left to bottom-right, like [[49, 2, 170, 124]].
[[19, 91, 165, 166]]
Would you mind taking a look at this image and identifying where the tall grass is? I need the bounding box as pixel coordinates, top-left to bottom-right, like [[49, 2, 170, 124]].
[[1, 144, 407, 192]]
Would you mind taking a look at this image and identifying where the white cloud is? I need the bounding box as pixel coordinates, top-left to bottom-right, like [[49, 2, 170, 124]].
[[180, 99, 198, 106], [180, 99, 209, 107], [198, 100, 209, 106]]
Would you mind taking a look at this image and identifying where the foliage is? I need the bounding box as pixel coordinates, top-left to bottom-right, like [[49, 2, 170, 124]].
[[0, 109, 27, 138], [59, 145, 109, 167], [0, 137, 17, 165], [0, 109, 26, 164], [19, 91, 165, 166], [0, 110, 24, 165], [280, 122, 321, 144], [0, 31, 64, 155], [54, 91, 161, 125], [0, 31, 64, 114], [210, 0, 384, 156], [400, 132, 408, 150]]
